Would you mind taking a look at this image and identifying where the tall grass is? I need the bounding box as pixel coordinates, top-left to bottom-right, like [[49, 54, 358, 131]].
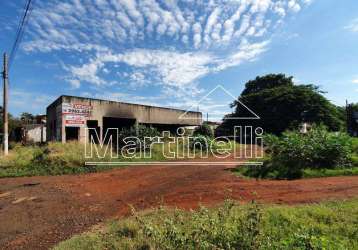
[[0, 142, 113, 177], [0, 140, 240, 178], [0, 141, 176, 177], [55, 199, 358, 250]]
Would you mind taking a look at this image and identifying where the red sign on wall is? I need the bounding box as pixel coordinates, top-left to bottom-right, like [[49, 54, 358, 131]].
[[64, 115, 86, 127], [62, 103, 92, 116]]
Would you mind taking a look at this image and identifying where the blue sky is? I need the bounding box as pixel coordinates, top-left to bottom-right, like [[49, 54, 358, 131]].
[[0, 0, 357, 120]]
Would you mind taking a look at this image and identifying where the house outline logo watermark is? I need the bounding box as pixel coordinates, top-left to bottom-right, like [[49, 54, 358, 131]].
[[85, 84, 264, 166], [178, 84, 260, 121]]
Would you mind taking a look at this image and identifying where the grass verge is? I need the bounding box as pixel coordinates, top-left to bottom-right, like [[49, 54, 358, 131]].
[[54, 199, 358, 250], [302, 168, 358, 178], [233, 165, 358, 179]]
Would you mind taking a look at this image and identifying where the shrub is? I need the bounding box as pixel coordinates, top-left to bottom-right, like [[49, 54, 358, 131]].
[[193, 124, 214, 138], [189, 135, 210, 151], [118, 125, 160, 149], [259, 125, 353, 179], [189, 135, 226, 153]]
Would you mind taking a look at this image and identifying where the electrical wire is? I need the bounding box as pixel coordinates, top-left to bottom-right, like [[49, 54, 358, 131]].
[[8, 0, 35, 70]]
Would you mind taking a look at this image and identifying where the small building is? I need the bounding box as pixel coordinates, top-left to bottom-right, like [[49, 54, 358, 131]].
[[23, 124, 46, 143], [10, 114, 47, 143], [46, 95, 202, 143]]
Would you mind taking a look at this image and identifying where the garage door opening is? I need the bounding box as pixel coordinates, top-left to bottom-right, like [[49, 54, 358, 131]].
[[87, 120, 100, 144], [103, 117, 136, 143], [65, 127, 79, 141]]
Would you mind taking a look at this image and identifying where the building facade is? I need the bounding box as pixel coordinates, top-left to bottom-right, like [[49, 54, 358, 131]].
[[47, 95, 202, 143]]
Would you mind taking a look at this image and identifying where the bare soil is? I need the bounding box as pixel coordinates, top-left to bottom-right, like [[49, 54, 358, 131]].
[[0, 159, 357, 249]]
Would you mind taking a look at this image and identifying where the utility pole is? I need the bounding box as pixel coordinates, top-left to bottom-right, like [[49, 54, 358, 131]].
[[2, 53, 8, 155]]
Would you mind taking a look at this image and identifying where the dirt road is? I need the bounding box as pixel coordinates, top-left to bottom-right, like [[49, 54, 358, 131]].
[[0, 162, 357, 249]]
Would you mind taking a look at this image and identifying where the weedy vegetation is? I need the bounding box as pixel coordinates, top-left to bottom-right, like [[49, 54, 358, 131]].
[[0, 125, 239, 178], [235, 125, 358, 179], [54, 199, 358, 250], [0, 141, 113, 177]]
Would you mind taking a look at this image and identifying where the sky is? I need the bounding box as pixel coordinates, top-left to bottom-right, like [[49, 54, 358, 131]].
[[0, 0, 357, 121]]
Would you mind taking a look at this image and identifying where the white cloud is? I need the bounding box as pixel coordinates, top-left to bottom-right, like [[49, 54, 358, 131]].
[[250, 0, 271, 14], [352, 78, 358, 84], [68, 40, 269, 88], [119, 0, 144, 27], [345, 18, 358, 33], [128, 72, 149, 88], [20, 0, 305, 91], [288, 0, 301, 12], [68, 59, 105, 86], [203, 7, 221, 45], [24, 0, 299, 52], [215, 40, 270, 71], [301, 0, 313, 5], [192, 22, 202, 49], [233, 14, 251, 38], [68, 79, 81, 88], [68, 49, 213, 87], [273, 1, 286, 17]]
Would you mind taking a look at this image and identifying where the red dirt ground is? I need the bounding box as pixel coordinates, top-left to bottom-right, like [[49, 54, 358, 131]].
[[0, 160, 357, 249]]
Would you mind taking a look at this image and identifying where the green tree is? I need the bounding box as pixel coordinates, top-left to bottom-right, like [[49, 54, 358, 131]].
[[240, 73, 294, 96], [20, 112, 35, 124], [193, 124, 214, 137], [220, 74, 344, 135]]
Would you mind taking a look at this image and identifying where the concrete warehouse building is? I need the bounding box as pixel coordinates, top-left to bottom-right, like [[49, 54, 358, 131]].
[[47, 95, 202, 143]]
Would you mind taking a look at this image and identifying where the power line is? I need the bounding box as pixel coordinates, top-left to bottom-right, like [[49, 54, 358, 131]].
[[2, 0, 35, 155], [8, 0, 35, 70]]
